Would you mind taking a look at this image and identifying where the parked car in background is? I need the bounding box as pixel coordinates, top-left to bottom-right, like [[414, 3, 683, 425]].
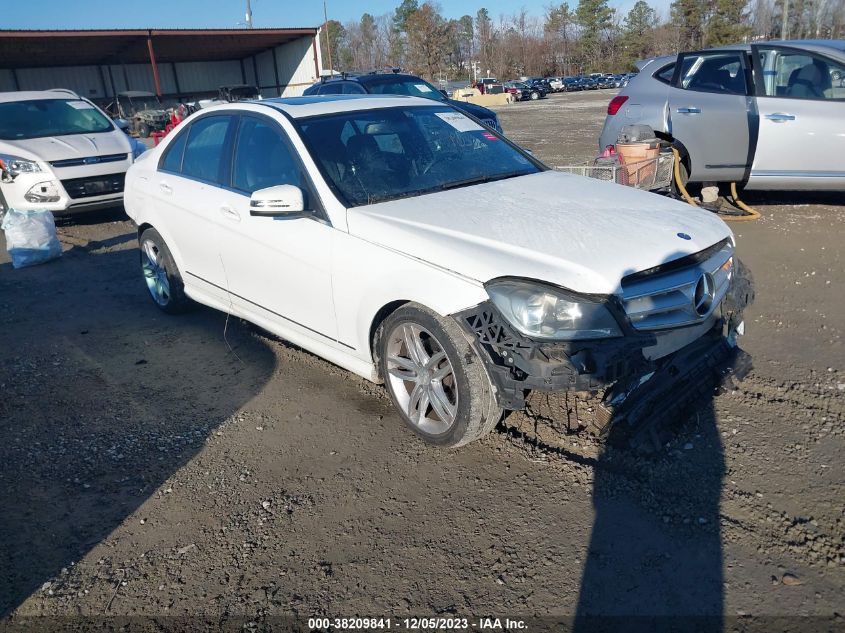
[[124, 94, 751, 448], [548, 77, 564, 92], [303, 72, 502, 132], [599, 39, 845, 191], [527, 78, 553, 94], [0, 89, 133, 216], [113, 91, 168, 138], [562, 77, 583, 92], [507, 81, 546, 101], [580, 77, 600, 90], [596, 75, 617, 89]]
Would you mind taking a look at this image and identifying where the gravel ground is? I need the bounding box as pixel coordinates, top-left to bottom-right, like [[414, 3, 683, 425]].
[[0, 90, 843, 630]]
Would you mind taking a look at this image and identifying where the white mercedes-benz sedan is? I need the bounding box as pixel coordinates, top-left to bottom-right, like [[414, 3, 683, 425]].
[[124, 94, 753, 448]]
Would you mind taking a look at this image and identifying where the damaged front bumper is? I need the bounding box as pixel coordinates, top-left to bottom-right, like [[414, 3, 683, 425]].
[[454, 259, 755, 415]]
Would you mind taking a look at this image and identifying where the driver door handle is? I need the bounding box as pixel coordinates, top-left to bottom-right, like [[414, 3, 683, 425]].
[[676, 107, 701, 114], [219, 206, 241, 222], [159, 181, 172, 195]]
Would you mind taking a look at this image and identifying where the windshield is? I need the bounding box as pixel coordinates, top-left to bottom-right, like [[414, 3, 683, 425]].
[[0, 99, 114, 140], [297, 105, 542, 207], [129, 97, 161, 110], [364, 78, 446, 102]]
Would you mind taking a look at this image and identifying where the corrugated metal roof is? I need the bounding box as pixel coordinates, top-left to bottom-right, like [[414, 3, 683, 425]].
[[0, 28, 319, 68]]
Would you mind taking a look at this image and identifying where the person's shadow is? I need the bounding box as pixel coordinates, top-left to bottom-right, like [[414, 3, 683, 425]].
[[573, 397, 726, 633], [573, 252, 754, 632]]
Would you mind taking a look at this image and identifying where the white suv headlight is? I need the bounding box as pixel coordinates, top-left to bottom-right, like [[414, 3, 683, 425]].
[[0, 154, 43, 175], [486, 279, 622, 341]]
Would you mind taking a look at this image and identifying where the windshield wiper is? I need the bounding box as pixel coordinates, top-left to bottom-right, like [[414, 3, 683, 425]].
[[439, 175, 491, 191], [439, 171, 528, 192]]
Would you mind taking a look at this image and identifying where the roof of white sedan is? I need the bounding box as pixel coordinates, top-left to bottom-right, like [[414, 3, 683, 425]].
[[0, 89, 82, 103], [255, 94, 439, 118]]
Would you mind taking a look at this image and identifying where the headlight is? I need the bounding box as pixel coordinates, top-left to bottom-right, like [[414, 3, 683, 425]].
[[0, 154, 42, 175], [486, 279, 622, 341]]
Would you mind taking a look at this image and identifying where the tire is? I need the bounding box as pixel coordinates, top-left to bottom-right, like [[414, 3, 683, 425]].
[[530, 91, 539, 101], [137, 122, 151, 138], [377, 303, 502, 448], [139, 228, 192, 314]]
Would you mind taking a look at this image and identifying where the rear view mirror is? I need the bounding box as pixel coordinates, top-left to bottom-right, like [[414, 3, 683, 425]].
[[113, 118, 130, 131], [249, 184, 305, 217]]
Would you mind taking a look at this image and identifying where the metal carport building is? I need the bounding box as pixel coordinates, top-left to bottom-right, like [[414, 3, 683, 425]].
[[0, 28, 323, 104]]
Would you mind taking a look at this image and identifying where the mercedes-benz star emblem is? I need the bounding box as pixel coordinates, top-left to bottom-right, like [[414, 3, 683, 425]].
[[693, 272, 715, 316]]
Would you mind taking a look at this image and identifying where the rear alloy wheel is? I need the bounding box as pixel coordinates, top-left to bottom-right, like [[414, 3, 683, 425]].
[[530, 91, 540, 101], [139, 228, 192, 314], [379, 303, 501, 447]]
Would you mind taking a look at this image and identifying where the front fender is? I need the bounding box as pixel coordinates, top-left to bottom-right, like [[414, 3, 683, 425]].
[[331, 231, 488, 363]]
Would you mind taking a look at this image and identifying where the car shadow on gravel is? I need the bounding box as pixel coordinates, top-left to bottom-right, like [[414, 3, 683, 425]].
[[0, 246, 276, 617]]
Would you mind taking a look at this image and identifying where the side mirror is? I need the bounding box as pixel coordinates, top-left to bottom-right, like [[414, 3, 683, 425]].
[[113, 118, 130, 131], [249, 184, 306, 217]]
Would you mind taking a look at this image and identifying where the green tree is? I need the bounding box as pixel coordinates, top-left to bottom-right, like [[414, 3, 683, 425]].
[[623, 0, 657, 62], [575, 0, 614, 70], [546, 2, 574, 74], [705, 0, 752, 45], [323, 19, 347, 70], [359, 13, 378, 68], [670, 0, 706, 49], [391, 0, 420, 66], [475, 8, 495, 77]]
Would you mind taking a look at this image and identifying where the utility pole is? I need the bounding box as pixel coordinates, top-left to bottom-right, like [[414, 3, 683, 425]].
[[781, 0, 789, 39], [323, 1, 333, 72], [245, 0, 254, 28]]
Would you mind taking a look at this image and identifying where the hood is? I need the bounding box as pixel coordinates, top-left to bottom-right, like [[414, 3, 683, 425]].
[[448, 99, 496, 120], [346, 171, 733, 295], [1, 130, 131, 163]]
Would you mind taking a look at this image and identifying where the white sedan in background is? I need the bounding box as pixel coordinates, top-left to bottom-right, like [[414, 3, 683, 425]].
[[124, 94, 752, 448]]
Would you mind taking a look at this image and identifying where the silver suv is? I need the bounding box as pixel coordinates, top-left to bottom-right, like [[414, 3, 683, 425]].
[[599, 40, 845, 191]]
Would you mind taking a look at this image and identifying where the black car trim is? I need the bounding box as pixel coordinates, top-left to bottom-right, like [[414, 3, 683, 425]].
[[185, 270, 355, 350]]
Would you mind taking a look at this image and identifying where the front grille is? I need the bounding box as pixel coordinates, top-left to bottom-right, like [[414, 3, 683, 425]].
[[50, 153, 129, 168], [620, 241, 734, 331], [61, 173, 125, 199]]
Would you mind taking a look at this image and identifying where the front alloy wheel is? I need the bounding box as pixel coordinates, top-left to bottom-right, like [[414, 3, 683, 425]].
[[378, 303, 502, 447], [385, 323, 458, 435]]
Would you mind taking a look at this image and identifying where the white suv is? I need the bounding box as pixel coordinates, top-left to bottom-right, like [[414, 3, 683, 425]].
[[124, 95, 753, 447], [0, 90, 133, 215]]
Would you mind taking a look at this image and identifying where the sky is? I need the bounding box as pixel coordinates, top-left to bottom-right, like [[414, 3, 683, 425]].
[[2, 0, 671, 31]]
